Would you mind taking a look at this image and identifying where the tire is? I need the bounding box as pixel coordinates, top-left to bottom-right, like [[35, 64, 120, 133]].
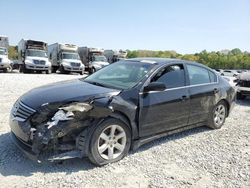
[[23, 66, 29, 73], [51, 66, 57, 73], [19, 64, 23, 73], [89, 67, 96, 74], [87, 118, 131, 166], [7, 66, 13, 73], [46, 69, 51, 74], [2, 68, 7, 73], [207, 101, 228, 129], [59, 65, 66, 74], [80, 70, 84, 75]]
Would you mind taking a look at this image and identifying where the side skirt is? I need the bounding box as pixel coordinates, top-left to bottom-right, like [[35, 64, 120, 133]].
[[131, 122, 206, 151]]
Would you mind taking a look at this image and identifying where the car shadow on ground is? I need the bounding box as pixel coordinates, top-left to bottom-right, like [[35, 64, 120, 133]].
[[0, 125, 211, 177], [236, 97, 250, 107], [135, 126, 211, 153]]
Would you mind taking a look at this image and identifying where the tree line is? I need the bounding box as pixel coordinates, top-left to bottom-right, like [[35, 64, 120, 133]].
[[127, 48, 250, 69], [8, 46, 250, 69]]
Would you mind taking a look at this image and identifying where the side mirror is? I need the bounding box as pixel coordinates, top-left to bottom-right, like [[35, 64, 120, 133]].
[[144, 82, 166, 92]]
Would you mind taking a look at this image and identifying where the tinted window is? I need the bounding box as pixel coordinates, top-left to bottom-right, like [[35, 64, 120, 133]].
[[151, 64, 185, 89], [187, 65, 210, 85], [209, 70, 217, 82]]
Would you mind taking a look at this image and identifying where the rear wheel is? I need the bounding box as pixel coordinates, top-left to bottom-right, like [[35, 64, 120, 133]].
[[51, 66, 57, 73], [208, 101, 227, 129], [88, 118, 131, 166]]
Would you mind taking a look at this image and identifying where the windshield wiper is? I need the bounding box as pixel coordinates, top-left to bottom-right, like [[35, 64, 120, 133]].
[[84, 80, 107, 87]]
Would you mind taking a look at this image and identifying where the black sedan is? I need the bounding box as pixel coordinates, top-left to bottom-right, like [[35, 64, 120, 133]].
[[9, 58, 236, 166]]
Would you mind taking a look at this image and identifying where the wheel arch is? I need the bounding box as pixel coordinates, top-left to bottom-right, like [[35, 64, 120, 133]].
[[109, 110, 138, 140], [218, 99, 230, 117]]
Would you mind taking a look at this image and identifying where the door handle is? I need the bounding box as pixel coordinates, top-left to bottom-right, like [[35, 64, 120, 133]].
[[213, 88, 219, 94]]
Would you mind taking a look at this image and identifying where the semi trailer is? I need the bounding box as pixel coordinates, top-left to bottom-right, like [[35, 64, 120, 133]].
[[78, 47, 109, 74], [18, 39, 51, 73], [0, 36, 11, 72], [48, 43, 84, 74], [104, 49, 127, 63]]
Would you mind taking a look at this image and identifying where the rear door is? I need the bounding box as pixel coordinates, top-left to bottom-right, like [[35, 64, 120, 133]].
[[139, 63, 190, 137], [186, 64, 219, 125]]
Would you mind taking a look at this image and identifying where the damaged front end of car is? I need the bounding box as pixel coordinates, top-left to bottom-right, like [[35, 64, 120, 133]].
[[10, 99, 115, 162]]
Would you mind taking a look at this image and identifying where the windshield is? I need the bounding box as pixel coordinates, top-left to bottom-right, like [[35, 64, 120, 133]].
[[93, 55, 107, 62], [27, 49, 47, 58], [0, 48, 7, 55], [62, 53, 80, 60], [84, 61, 155, 89]]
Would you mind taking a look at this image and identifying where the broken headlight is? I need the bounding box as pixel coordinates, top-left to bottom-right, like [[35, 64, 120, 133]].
[[47, 103, 92, 129]]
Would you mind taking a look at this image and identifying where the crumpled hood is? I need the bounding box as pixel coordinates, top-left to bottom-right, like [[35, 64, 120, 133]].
[[20, 79, 120, 109]]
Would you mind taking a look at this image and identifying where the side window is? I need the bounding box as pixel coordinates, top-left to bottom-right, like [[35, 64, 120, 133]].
[[186, 65, 210, 85], [151, 64, 185, 89], [208, 70, 217, 82]]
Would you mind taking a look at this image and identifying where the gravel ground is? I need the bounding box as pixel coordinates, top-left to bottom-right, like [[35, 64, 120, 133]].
[[0, 73, 249, 188]]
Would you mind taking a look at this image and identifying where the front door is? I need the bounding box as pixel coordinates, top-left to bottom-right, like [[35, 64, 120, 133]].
[[139, 64, 190, 137]]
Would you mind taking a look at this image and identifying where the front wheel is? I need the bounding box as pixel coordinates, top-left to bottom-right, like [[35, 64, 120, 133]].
[[46, 68, 51, 74], [88, 118, 131, 166], [208, 101, 227, 129]]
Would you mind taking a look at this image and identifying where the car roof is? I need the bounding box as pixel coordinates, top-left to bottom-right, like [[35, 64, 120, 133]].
[[125, 57, 204, 67]]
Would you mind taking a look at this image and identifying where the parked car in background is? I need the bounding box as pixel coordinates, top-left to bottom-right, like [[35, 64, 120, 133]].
[[221, 70, 239, 77], [9, 58, 236, 166], [236, 72, 250, 99]]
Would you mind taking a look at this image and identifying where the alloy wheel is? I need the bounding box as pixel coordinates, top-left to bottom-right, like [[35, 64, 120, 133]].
[[97, 124, 126, 160], [214, 104, 226, 127]]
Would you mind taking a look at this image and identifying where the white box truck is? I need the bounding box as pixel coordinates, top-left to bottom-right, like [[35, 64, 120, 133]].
[[78, 47, 109, 74], [18, 39, 51, 73], [48, 43, 84, 74], [104, 49, 127, 63], [0, 36, 11, 72]]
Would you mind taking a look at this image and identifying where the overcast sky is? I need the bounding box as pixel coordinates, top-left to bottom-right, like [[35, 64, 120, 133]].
[[1, 0, 250, 54]]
